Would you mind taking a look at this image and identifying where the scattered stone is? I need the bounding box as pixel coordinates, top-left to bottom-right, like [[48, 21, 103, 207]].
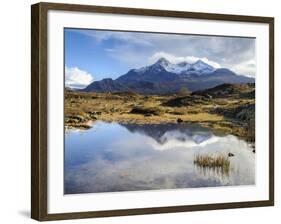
[[66, 123, 91, 130], [65, 115, 85, 123], [88, 111, 101, 116], [206, 94, 213, 100], [252, 149, 255, 153]]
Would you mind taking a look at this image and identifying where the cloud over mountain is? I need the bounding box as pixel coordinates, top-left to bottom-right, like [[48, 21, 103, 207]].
[[149, 52, 221, 69], [65, 29, 256, 79]]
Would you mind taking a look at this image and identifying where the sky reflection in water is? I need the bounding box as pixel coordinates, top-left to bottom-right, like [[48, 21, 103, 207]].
[[64, 121, 255, 194]]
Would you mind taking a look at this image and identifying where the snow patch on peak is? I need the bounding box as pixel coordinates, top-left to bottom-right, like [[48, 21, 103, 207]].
[[133, 66, 148, 74], [154, 58, 214, 75], [133, 58, 216, 76], [192, 60, 213, 70], [189, 60, 215, 75], [165, 62, 191, 74]]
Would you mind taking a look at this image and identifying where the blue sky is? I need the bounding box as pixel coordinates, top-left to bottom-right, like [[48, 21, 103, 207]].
[[65, 29, 130, 80], [65, 28, 255, 89]]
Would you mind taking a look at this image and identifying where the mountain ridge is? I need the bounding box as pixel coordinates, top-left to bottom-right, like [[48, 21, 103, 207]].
[[83, 58, 255, 94]]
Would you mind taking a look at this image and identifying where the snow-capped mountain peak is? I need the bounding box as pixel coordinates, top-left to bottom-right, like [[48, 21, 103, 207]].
[[151, 57, 173, 71], [86, 56, 255, 94], [191, 60, 214, 74], [135, 57, 215, 75], [156, 57, 170, 66]]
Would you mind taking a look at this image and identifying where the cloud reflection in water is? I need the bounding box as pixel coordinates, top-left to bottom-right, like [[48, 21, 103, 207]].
[[64, 121, 255, 194]]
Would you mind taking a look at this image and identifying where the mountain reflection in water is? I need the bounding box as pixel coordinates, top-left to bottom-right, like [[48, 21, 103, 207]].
[[65, 121, 255, 194]]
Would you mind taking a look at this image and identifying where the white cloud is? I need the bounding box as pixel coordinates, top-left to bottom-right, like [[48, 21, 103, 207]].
[[65, 67, 94, 89], [149, 52, 221, 68], [231, 59, 256, 77], [74, 30, 153, 47], [104, 48, 116, 52], [67, 29, 255, 78]]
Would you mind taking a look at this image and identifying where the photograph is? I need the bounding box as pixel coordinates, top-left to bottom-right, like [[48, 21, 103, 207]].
[[64, 28, 256, 194], [30, 2, 274, 221]]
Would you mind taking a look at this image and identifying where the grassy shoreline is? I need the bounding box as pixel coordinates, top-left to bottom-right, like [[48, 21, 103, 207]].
[[65, 88, 255, 142]]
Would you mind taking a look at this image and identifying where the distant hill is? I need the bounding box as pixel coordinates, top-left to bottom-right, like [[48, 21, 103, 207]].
[[192, 83, 255, 98], [83, 78, 130, 93], [83, 58, 255, 94], [163, 83, 255, 107]]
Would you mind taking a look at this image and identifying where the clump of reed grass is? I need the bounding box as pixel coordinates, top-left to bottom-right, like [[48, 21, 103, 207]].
[[194, 154, 230, 171]]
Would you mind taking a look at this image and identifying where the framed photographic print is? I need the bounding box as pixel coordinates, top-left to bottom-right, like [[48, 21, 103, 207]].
[[31, 2, 274, 221]]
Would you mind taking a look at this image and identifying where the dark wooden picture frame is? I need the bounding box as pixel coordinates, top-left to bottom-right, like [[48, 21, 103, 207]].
[[31, 2, 274, 221]]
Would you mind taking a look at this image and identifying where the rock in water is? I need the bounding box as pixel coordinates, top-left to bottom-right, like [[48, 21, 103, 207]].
[[177, 118, 183, 123], [228, 152, 235, 157]]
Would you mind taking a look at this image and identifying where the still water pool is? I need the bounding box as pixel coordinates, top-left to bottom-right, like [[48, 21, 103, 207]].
[[65, 121, 255, 194]]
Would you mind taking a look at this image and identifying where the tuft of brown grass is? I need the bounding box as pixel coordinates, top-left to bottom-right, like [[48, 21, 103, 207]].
[[194, 154, 230, 171]]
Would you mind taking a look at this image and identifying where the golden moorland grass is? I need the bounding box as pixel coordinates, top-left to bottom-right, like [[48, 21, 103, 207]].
[[64, 90, 255, 141]]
